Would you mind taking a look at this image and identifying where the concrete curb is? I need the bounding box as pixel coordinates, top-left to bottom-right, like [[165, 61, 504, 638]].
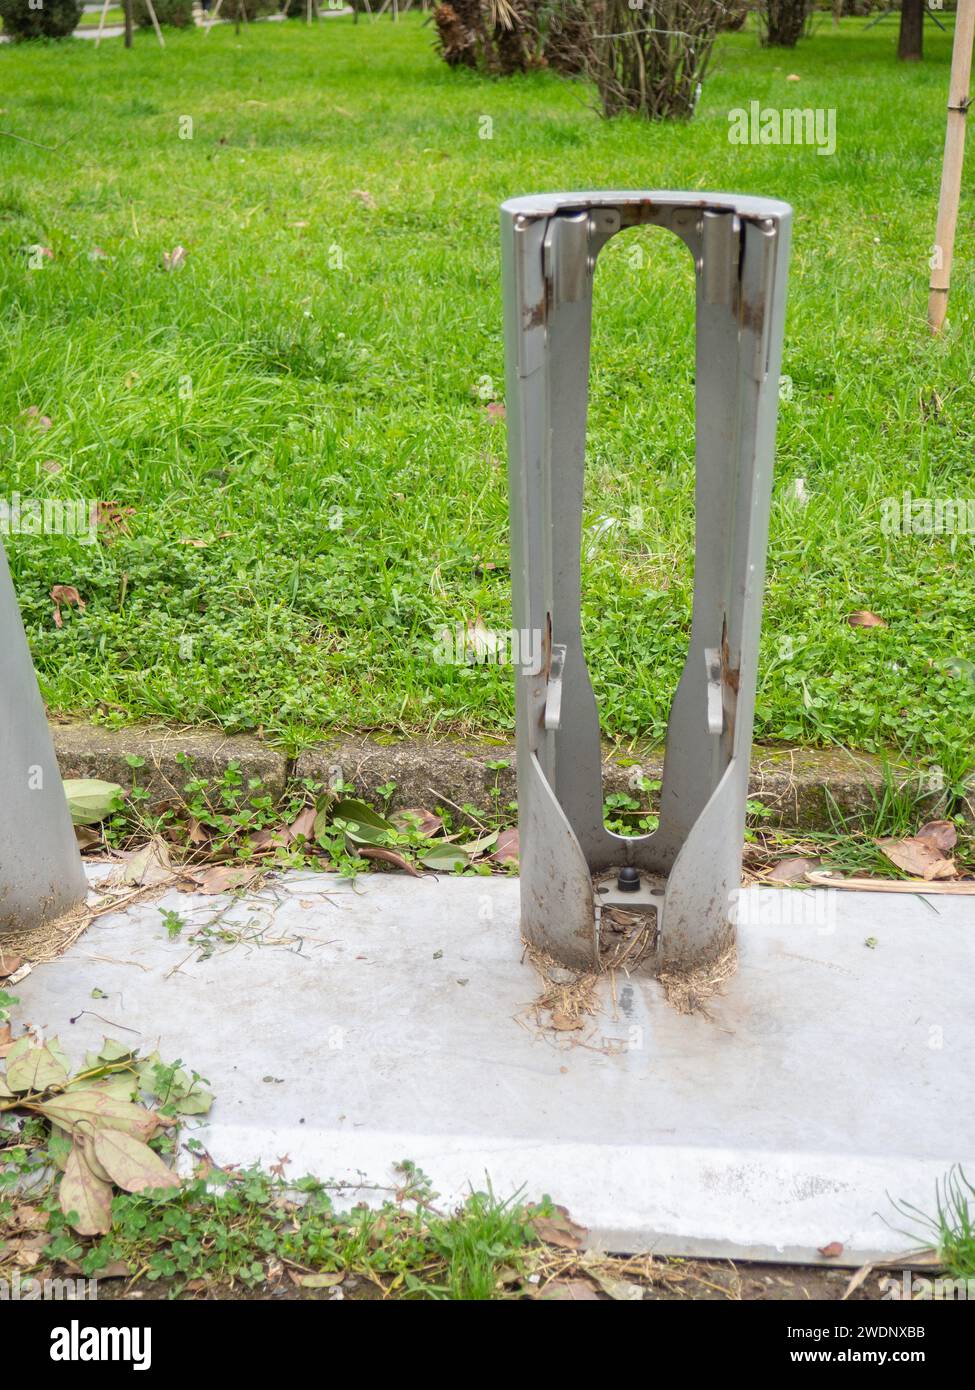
[[50, 719, 943, 830]]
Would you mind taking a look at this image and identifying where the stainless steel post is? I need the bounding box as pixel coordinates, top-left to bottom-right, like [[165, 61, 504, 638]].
[[502, 191, 791, 973], [0, 543, 87, 935]]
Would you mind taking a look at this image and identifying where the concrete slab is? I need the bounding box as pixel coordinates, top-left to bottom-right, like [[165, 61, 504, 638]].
[[12, 870, 975, 1264]]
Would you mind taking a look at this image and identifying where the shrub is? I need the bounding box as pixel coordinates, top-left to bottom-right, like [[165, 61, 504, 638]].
[[132, 0, 195, 26], [543, 1, 592, 76], [200, 0, 277, 18], [759, 0, 811, 46], [0, 0, 81, 39], [588, 1, 723, 121], [432, 0, 543, 76]]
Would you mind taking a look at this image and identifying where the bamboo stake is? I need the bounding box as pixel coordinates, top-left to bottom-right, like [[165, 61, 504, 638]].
[[204, 0, 224, 33], [928, 0, 975, 334], [144, 0, 166, 46], [94, 0, 112, 48]]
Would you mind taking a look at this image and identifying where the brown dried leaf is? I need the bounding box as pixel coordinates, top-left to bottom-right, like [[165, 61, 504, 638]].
[[74, 825, 101, 852], [877, 836, 957, 881], [39, 1087, 160, 1143], [529, 1210, 588, 1250], [286, 805, 318, 842], [107, 837, 173, 888], [59, 1143, 113, 1236], [50, 584, 86, 629], [8, 1204, 48, 1233], [0, 950, 23, 979], [8, 1233, 49, 1267], [180, 864, 259, 895], [357, 846, 423, 878], [916, 820, 957, 853], [537, 1278, 600, 1300], [768, 856, 820, 884], [162, 245, 187, 271], [92, 1129, 181, 1194], [391, 807, 443, 837], [589, 1270, 645, 1301], [847, 610, 887, 629], [5, 1041, 69, 1093], [818, 1241, 844, 1259], [491, 828, 520, 866]]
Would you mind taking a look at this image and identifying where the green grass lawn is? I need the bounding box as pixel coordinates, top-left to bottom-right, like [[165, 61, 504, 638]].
[[0, 15, 973, 768]]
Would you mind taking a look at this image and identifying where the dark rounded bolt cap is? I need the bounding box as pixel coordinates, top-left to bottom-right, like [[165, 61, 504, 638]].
[[617, 866, 640, 893]]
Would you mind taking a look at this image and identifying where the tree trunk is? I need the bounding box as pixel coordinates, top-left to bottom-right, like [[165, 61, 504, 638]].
[[898, 0, 923, 61], [763, 0, 809, 49]]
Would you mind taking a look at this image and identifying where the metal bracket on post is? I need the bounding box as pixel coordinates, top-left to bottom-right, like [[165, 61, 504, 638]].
[[501, 190, 791, 974], [0, 544, 88, 937]]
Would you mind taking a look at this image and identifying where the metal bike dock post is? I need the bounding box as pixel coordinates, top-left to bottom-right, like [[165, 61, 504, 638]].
[[501, 191, 791, 975], [0, 543, 87, 935]]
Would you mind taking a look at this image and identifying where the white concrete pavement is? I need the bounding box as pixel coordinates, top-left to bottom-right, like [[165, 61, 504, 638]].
[[11, 868, 975, 1265]]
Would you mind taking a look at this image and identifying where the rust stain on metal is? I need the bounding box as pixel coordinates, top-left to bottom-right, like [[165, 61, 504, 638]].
[[720, 624, 740, 695], [740, 294, 765, 336], [524, 298, 545, 330], [541, 611, 553, 679]]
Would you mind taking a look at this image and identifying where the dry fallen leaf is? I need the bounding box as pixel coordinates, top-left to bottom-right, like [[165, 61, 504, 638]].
[[180, 865, 259, 895], [491, 828, 520, 866], [391, 807, 443, 837], [162, 245, 187, 271], [529, 1209, 588, 1250], [0, 950, 24, 979], [589, 1269, 644, 1300], [286, 805, 318, 843], [74, 825, 101, 852], [768, 856, 820, 884], [108, 838, 173, 889], [915, 820, 957, 853], [537, 1279, 600, 1300], [50, 584, 86, 629], [350, 189, 376, 209], [818, 1241, 844, 1259], [847, 610, 887, 629], [8, 1234, 49, 1268], [877, 835, 956, 881], [357, 846, 423, 878]]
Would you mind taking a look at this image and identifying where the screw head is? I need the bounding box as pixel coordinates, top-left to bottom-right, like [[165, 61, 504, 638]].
[[617, 866, 640, 893]]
